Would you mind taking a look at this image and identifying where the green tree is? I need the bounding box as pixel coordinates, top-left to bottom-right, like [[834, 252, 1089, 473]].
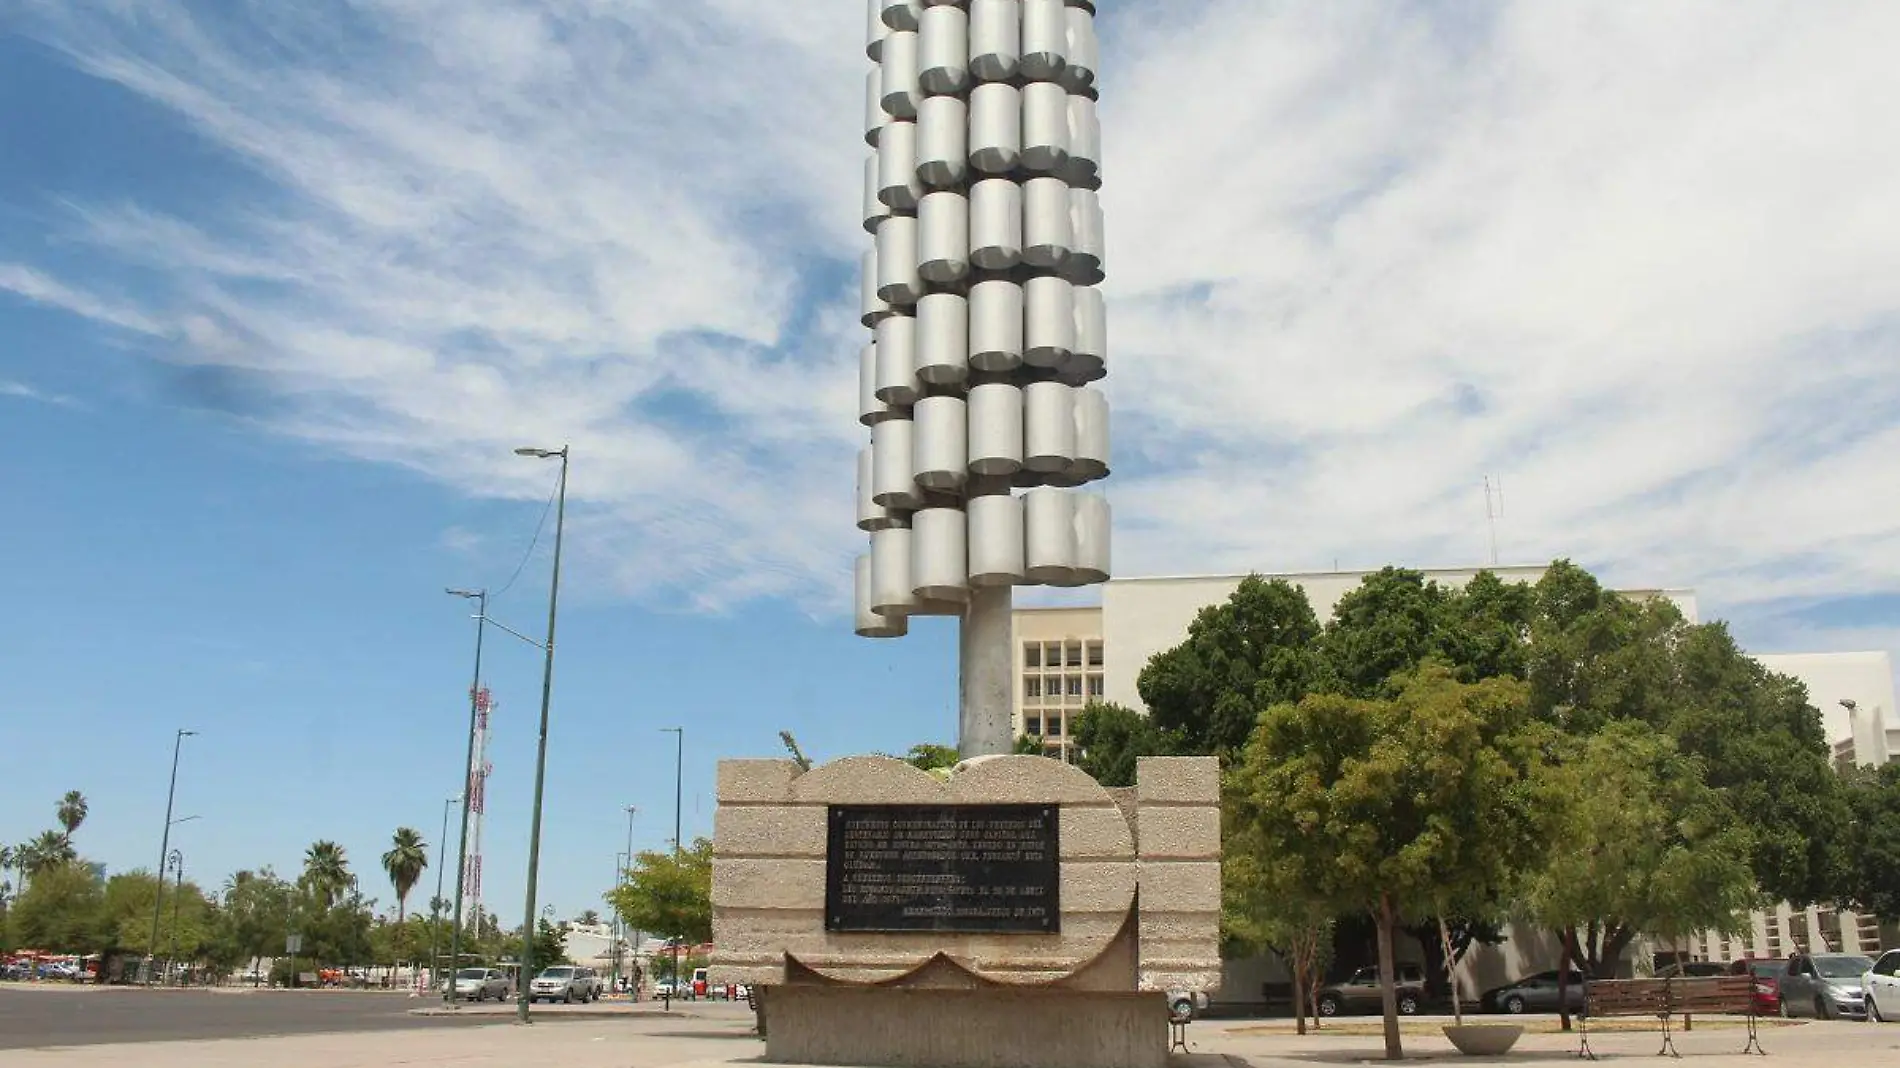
[[904, 744, 961, 772], [1137, 575, 1326, 758], [8, 862, 109, 953], [605, 838, 713, 948], [56, 791, 88, 844], [1319, 567, 1462, 697], [218, 869, 293, 981], [1222, 830, 1333, 1034], [1230, 668, 1545, 1060], [302, 841, 351, 908], [381, 828, 429, 929], [1013, 734, 1044, 755], [21, 830, 75, 877], [1841, 763, 1900, 920], [1070, 701, 1172, 787], [1519, 721, 1757, 1017]]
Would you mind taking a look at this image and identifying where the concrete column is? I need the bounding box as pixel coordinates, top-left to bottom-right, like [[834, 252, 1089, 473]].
[[960, 583, 1014, 757]]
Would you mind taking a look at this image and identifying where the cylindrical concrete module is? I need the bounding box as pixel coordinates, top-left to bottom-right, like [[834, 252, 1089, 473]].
[[912, 507, 969, 601], [865, 68, 885, 148], [876, 119, 921, 211], [1060, 6, 1098, 91], [861, 249, 892, 328], [968, 278, 1023, 372], [871, 417, 921, 509], [863, 155, 890, 234], [881, 0, 922, 32], [880, 29, 921, 120], [1022, 176, 1074, 268], [914, 291, 969, 385], [917, 191, 970, 284], [866, 0, 886, 62], [915, 95, 968, 189], [1072, 385, 1109, 480], [1023, 487, 1077, 584], [912, 395, 969, 491], [967, 492, 1026, 586], [1065, 94, 1100, 186], [1020, 81, 1071, 174], [1023, 274, 1076, 368], [858, 342, 893, 426], [1069, 283, 1106, 379], [1067, 186, 1104, 279], [1019, 0, 1069, 83], [968, 82, 1022, 174], [968, 0, 1021, 83], [967, 381, 1024, 475], [870, 525, 918, 617], [855, 554, 907, 637], [875, 215, 921, 305], [968, 178, 1023, 270], [1023, 380, 1077, 473], [918, 4, 969, 96], [874, 313, 918, 404], [1073, 493, 1110, 584], [858, 447, 895, 531]]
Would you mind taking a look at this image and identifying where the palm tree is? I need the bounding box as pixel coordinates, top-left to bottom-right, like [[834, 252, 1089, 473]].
[[381, 828, 428, 928], [56, 791, 88, 841], [22, 830, 75, 876], [303, 841, 350, 908]]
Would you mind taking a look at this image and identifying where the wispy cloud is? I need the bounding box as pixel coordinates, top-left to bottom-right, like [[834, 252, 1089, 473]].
[[5, 0, 1898, 646], [0, 378, 83, 409]]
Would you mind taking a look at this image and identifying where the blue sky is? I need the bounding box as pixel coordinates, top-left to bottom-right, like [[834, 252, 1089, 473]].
[[3, 1, 1898, 919]]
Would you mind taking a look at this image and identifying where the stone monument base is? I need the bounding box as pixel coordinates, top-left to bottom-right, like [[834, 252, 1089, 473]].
[[761, 987, 1169, 1068]]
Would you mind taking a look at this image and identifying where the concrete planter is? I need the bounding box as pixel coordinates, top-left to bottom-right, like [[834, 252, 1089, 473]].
[[1442, 1023, 1523, 1056]]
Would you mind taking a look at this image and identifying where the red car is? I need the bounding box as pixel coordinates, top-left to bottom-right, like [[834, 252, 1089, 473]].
[[1728, 958, 1789, 1015]]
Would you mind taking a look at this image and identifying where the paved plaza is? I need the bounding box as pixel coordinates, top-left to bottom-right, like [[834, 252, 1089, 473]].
[[3, 987, 1897, 1067]]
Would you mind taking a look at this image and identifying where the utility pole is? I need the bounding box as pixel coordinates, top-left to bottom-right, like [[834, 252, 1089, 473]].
[[147, 729, 195, 985], [661, 726, 683, 1008], [444, 587, 487, 1004], [514, 445, 570, 1024]]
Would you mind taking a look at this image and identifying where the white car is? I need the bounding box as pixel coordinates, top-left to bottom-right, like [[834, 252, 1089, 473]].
[[529, 965, 603, 1003], [1867, 950, 1900, 1023], [447, 967, 512, 1001]]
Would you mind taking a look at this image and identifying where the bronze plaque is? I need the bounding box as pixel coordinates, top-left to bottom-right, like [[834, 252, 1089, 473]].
[[825, 804, 1060, 933]]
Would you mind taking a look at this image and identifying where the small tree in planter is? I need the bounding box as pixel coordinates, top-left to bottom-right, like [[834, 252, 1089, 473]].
[[1231, 667, 1547, 1060]]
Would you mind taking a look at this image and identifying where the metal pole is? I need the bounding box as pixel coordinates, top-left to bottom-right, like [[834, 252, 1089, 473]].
[[168, 850, 183, 985], [620, 805, 635, 995], [147, 729, 192, 985], [428, 795, 455, 993], [446, 589, 487, 1004], [661, 726, 683, 1007], [517, 447, 569, 1024]]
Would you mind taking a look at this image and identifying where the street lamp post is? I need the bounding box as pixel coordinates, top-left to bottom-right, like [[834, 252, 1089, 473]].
[[444, 586, 487, 1004], [147, 728, 196, 985], [661, 726, 683, 1008], [428, 794, 459, 993], [515, 444, 570, 1024], [167, 850, 184, 985], [615, 804, 636, 995]]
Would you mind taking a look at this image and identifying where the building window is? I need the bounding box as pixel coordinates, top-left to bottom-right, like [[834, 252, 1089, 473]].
[[1025, 716, 1042, 737], [1087, 641, 1104, 667], [1024, 643, 1042, 669], [1024, 677, 1042, 700], [1044, 642, 1063, 668], [1047, 715, 1062, 737], [1066, 674, 1084, 697], [1087, 674, 1104, 697], [1064, 641, 1083, 668]]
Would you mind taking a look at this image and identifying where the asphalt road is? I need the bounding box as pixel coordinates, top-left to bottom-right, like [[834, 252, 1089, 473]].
[[0, 988, 472, 1049]]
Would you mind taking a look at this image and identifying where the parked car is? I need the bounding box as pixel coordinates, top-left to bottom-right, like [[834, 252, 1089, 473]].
[[1865, 950, 1899, 1023], [1777, 953, 1872, 1020], [1480, 970, 1590, 1015], [529, 965, 602, 1004], [1727, 958, 1789, 1016], [1316, 963, 1427, 1017], [653, 979, 676, 999], [448, 967, 513, 1002]]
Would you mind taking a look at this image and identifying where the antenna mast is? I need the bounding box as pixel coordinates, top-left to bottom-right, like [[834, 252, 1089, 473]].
[[1483, 476, 1504, 567]]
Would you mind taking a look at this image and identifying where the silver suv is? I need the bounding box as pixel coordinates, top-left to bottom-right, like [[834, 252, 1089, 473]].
[[529, 965, 603, 1003]]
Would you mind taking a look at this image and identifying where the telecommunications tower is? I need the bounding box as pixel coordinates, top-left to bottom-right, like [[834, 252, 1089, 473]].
[[463, 686, 495, 933], [854, 0, 1111, 756]]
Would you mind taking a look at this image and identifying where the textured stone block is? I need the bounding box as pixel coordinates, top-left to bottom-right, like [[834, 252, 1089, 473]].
[[1137, 969, 1223, 994], [792, 755, 947, 804], [715, 804, 827, 858], [951, 754, 1126, 804], [1134, 861, 1221, 914], [1059, 803, 1136, 858], [711, 857, 825, 910], [717, 759, 802, 804], [1060, 859, 1138, 914], [1134, 756, 1219, 805], [1135, 805, 1219, 859]]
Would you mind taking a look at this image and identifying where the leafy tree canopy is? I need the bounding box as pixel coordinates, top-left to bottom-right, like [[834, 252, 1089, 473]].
[[605, 837, 712, 948], [1843, 762, 1900, 921], [1071, 701, 1172, 787]]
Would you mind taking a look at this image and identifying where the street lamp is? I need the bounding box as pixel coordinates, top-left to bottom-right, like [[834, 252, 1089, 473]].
[[614, 805, 637, 995], [515, 443, 570, 1024], [661, 726, 683, 1008], [148, 728, 196, 985], [166, 850, 185, 985], [428, 794, 460, 992], [444, 586, 486, 1005]]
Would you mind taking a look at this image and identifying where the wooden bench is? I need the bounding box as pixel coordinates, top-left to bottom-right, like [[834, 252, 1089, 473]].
[[1579, 976, 1765, 1059]]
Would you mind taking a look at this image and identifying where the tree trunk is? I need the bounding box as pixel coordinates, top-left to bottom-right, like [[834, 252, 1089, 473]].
[[1438, 916, 1463, 1026], [1291, 945, 1307, 1035], [1375, 895, 1403, 1061], [1557, 926, 1578, 1032]]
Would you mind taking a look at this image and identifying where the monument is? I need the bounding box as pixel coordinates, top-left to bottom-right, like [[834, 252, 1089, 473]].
[[710, 4, 1220, 1066]]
